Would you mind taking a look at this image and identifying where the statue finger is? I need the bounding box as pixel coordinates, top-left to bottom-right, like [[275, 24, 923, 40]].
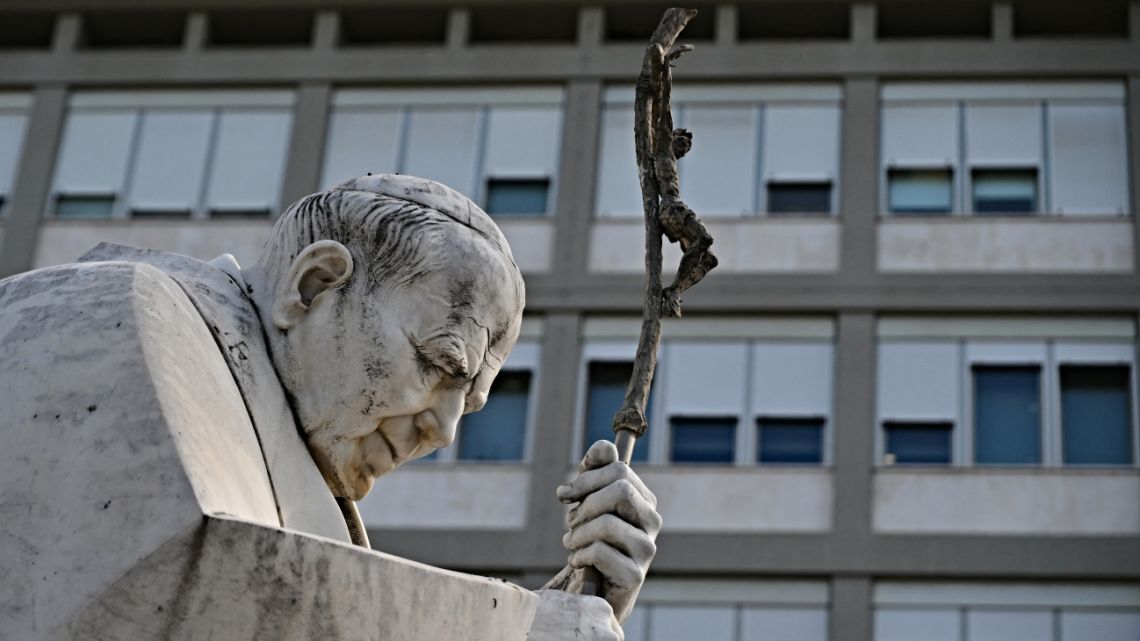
[[558, 463, 657, 508], [580, 439, 619, 473], [567, 541, 643, 593], [563, 513, 657, 564], [567, 479, 662, 536]]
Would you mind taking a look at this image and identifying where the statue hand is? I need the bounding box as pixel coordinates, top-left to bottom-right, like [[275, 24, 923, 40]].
[[555, 440, 661, 624], [527, 589, 624, 641]]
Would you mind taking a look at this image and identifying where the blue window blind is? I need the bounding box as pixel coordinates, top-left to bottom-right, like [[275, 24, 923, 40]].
[[884, 421, 953, 464], [757, 417, 824, 464], [670, 417, 736, 464], [972, 168, 1037, 214], [887, 168, 952, 215], [457, 371, 530, 461], [767, 182, 831, 214], [974, 366, 1041, 464], [1061, 365, 1134, 465], [485, 177, 550, 215], [584, 362, 650, 462]]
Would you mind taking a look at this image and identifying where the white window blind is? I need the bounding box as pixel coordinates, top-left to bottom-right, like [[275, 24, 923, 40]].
[[595, 105, 642, 217], [680, 105, 756, 215], [205, 109, 292, 214], [127, 111, 213, 214], [1048, 103, 1129, 215], [402, 107, 481, 197], [320, 108, 402, 188], [762, 104, 840, 182], [52, 110, 136, 196]]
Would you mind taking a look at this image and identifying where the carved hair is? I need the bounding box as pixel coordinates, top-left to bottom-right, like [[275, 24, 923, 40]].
[[257, 174, 523, 302]]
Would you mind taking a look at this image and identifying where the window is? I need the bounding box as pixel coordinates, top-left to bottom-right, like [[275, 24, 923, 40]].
[[884, 421, 953, 464], [597, 85, 841, 218], [974, 365, 1041, 465], [50, 92, 294, 219], [767, 182, 831, 214], [888, 168, 953, 215], [877, 323, 1137, 468], [1061, 365, 1133, 465], [584, 362, 649, 463], [485, 178, 549, 216], [671, 417, 737, 463], [880, 82, 1128, 216], [322, 90, 563, 216], [757, 417, 824, 464], [972, 168, 1038, 214], [456, 371, 531, 461], [0, 99, 29, 216]]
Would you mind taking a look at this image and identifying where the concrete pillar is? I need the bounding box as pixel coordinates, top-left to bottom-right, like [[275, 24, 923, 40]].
[[838, 77, 879, 278], [552, 81, 603, 277], [832, 312, 876, 539], [851, 4, 876, 44], [831, 576, 873, 641], [524, 312, 583, 563], [1129, 76, 1140, 280], [279, 83, 332, 209], [0, 85, 67, 278], [447, 8, 470, 50], [52, 13, 81, 53], [992, 2, 1014, 41], [184, 12, 208, 50], [577, 7, 604, 47], [312, 11, 340, 50], [715, 5, 738, 46]]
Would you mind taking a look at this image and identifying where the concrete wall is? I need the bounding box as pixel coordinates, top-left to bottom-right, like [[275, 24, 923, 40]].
[[640, 468, 833, 532], [878, 219, 1134, 272], [589, 219, 840, 273], [873, 469, 1140, 535], [356, 466, 530, 530]]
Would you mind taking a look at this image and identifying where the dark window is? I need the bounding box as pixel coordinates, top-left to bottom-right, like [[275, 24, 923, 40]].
[[974, 366, 1041, 464], [1013, 0, 1128, 38], [82, 11, 186, 49], [584, 362, 650, 463], [972, 168, 1038, 214], [767, 182, 831, 214], [888, 168, 953, 215], [208, 10, 313, 47], [56, 194, 115, 219], [486, 178, 550, 216], [470, 5, 578, 43], [0, 12, 56, 50], [340, 7, 449, 46], [130, 208, 192, 219], [605, 3, 715, 42], [739, 2, 849, 40], [757, 417, 824, 464], [1061, 365, 1134, 465], [457, 371, 531, 461], [209, 207, 272, 218], [884, 421, 953, 464], [670, 417, 736, 464], [877, 1, 991, 39]]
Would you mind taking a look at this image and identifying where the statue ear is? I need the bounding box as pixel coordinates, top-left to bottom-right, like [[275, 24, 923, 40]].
[[272, 240, 354, 330]]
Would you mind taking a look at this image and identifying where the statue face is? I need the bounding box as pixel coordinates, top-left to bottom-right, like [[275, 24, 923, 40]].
[[285, 236, 523, 500]]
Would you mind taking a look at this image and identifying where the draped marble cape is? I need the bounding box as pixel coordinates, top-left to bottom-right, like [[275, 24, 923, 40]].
[[0, 243, 536, 640]]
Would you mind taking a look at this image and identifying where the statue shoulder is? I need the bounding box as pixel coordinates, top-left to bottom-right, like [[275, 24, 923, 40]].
[[0, 260, 280, 640]]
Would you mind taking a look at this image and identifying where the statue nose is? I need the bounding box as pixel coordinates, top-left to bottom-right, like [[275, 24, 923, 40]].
[[416, 388, 464, 448]]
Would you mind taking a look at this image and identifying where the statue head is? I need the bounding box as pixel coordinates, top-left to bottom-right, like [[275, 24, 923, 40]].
[[247, 175, 525, 500]]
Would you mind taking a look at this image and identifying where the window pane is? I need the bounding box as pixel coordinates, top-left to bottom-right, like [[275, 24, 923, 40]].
[[52, 110, 137, 201], [974, 366, 1041, 465], [403, 107, 480, 196], [205, 109, 291, 215], [1061, 365, 1133, 465], [457, 371, 530, 461], [680, 105, 756, 215], [485, 178, 549, 215], [875, 609, 960, 641], [56, 194, 115, 219], [768, 182, 831, 214], [967, 610, 1052, 641], [972, 168, 1038, 214], [670, 417, 736, 463], [884, 421, 952, 464], [758, 417, 824, 464], [649, 605, 735, 641], [888, 168, 952, 215], [585, 362, 649, 463], [127, 110, 212, 215], [742, 607, 828, 641], [1061, 611, 1140, 641]]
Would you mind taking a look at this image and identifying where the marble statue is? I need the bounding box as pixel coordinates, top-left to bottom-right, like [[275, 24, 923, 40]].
[[0, 174, 660, 641]]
